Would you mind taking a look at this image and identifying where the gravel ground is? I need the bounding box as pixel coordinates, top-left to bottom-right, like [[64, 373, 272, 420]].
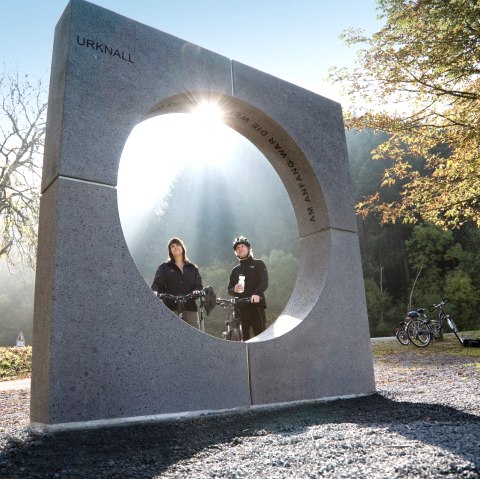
[[1, 339, 479, 478]]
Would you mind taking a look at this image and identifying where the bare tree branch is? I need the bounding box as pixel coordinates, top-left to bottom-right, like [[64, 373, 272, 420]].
[[0, 71, 46, 269]]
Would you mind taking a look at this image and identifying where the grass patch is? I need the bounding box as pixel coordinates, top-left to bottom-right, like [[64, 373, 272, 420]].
[[0, 346, 32, 381], [371, 342, 408, 358], [372, 331, 480, 359]]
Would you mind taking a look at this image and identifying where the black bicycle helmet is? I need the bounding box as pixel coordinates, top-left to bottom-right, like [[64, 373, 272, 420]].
[[233, 236, 250, 250]]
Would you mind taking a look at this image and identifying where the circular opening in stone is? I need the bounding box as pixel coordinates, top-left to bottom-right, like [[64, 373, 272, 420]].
[[118, 113, 299, 339]]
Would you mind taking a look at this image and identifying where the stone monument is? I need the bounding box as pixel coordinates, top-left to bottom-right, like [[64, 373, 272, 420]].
[[31, 0, 375, 428]]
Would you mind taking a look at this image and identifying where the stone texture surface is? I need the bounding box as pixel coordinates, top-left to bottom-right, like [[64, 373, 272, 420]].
[[222, 96, 327, 236], [33, 0, 374, 427], [42, 0, 232, 191], [230, 61, 356, 234], [32, 178, 251, 424], [247, 230, 375, 404]]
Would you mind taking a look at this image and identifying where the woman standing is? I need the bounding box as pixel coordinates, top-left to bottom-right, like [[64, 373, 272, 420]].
[[151, 237, 203, 328]]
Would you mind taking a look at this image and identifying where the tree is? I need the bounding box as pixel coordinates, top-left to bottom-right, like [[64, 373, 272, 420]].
[[347, 129, 413, 299], [0, 71, 47, 268], [330, 0, 480, 228], [364, 278, 395, 336], [444, 269, 479, 330], [0, 261, 35, 346], [128, 144, 298, 280], [403, 222, 480, 330]]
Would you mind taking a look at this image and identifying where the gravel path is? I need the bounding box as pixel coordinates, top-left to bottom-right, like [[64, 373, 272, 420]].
[[1, 340, 479, 478]]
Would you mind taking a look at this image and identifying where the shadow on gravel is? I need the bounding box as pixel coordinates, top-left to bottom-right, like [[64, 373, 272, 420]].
[[1, 393, 479, 478]]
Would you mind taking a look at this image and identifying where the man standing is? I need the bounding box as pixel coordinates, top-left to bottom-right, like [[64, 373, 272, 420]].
[[228, 236, 268, 340]]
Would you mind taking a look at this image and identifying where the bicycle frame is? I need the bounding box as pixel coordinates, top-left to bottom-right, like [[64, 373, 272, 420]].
[[405, 308, 435, 347], [215, 297, 252, 341], [431, 299, 462, 344]]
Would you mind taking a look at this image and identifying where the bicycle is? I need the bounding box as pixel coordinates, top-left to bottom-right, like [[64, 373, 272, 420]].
[[430, 298, 462, 342], [215, 296, 252, 341], [406, 298, 456, 348], [395, 308, 428, 346], [156, 285, 216, 332], [395, 321, 410, 346], [431, 300, 480, 347]]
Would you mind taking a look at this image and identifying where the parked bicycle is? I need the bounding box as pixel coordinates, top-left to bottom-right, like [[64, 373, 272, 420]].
[[215, 296, 252, 341], [395, 320, 410, 346], [395, 308, 430, 346], [156, 286, 216, 332], [406, 298, 457, 347], [430, 298, 461, 342]]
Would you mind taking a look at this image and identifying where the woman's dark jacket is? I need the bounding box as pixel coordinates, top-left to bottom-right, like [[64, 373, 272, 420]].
[[151, 260, 202, 311], [228, 255, 268, 308]]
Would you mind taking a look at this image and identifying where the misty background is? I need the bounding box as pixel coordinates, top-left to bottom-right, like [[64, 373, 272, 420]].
[[1, 116, 479, 345]]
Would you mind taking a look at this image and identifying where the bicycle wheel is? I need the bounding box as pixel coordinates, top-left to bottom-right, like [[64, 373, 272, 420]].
[[395, 328, 410, 346], [229, 327, 243, 341], [407, 319, 432, 347]]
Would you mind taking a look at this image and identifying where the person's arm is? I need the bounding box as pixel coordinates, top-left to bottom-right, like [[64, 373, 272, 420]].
[[193, 266, 203, 291], [227, 269, 236, 296], [253, 260, 269, 296], [151, 264, 167, 294]]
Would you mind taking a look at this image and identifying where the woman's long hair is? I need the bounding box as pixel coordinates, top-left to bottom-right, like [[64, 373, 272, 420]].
[[167, 237, 188, 263]]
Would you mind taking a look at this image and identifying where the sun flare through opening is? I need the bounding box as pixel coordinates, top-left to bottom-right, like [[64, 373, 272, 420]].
[[191, 101, 225, 125], [117, 109, 299, 339]]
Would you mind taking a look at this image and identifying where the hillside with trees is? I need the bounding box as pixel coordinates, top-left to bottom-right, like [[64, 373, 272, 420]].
[[347, 129, 480, 336], [328, 0, 480, 335]]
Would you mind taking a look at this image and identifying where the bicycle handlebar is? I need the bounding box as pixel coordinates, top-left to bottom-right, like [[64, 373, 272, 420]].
[[216, 296, 252, 306], [156, 290, 205, 303], [430, 298, 450, 311]]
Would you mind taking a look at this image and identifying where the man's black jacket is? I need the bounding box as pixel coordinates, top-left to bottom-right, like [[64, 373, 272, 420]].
[[228, 255, 268, 308]]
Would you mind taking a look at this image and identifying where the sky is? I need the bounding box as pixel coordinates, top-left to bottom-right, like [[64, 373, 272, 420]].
[[2, 0, 383, 102]]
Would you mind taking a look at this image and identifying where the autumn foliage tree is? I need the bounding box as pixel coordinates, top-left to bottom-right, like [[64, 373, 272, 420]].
[[0, 71, 46, 268], [330, 0, 480, 228]]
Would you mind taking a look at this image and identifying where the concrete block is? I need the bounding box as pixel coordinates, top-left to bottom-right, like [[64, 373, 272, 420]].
[[32, 177, 250, 424], [247, 230, 375, 404], [32, 0, 374, 427], [42, 0, 232, 191], [229, 61, 356, 234]]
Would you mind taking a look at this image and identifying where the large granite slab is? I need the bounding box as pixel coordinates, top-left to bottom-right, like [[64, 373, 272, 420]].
[[32, 0, 375, 428]]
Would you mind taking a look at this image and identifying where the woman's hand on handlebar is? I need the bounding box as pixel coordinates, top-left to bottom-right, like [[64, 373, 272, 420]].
[[251, 294, 261, 303]]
